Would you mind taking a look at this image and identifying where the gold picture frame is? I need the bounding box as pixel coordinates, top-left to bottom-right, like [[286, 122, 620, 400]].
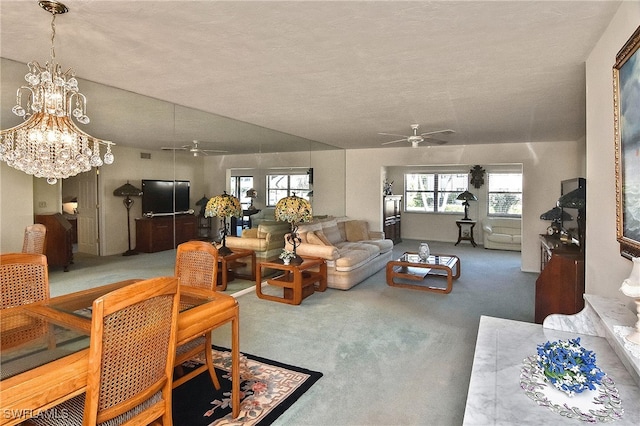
[[614, 25, 640, 259]]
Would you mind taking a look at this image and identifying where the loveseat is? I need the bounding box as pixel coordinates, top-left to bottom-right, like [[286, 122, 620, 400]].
[[286, 217, 394, 290], [225, 221, 291, 276], [482, 217, 521, 251]]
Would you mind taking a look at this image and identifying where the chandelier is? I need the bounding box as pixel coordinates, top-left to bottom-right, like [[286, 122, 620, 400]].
[[0, 1, 114, 185]]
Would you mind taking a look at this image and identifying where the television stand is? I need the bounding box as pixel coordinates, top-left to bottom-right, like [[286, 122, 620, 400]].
[[135, 215, 197, 253]]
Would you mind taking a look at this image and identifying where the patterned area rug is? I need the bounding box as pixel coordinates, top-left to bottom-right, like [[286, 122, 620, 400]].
[[173, 345, 323, 425]]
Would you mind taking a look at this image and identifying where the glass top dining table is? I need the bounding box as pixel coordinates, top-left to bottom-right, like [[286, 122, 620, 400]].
[[0, 278, 240, 425]]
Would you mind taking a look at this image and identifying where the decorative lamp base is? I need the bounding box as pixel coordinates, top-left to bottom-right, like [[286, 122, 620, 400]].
[[218, 245, 233, 256], [625, 299, 640, 345]]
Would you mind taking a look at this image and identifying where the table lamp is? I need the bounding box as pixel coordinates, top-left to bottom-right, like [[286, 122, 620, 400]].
[[113, 181, 143, 256], [540, 206, 572, 236], [195, 195, 209, 217], [204, 192, 242, 256], [557, 186, 586, 249], [457, 190, 477, 221], [620, 257, 640, 345], [275, 193, 313, 265], [246, 188, 258, 211]]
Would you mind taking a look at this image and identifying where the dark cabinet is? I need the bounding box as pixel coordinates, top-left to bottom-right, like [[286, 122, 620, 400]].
[[383, 195, 402, 244], [135, 215, 198, 253], [35, 213, 73, 271], [535, 235, 584, 323]]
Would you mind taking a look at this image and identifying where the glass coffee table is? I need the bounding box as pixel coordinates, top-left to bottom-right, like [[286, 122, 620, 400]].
[[386, 252, 460, 294]]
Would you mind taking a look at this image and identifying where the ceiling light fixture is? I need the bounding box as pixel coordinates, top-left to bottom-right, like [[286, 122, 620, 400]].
[[0, 1, 114, 185]]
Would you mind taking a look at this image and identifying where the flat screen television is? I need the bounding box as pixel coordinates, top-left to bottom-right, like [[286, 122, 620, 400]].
[[560, 177, 586, 246], [141, 180, 190, 215]]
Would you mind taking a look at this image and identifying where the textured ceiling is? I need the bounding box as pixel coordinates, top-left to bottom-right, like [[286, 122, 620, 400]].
[[0, 1, 622, 154]]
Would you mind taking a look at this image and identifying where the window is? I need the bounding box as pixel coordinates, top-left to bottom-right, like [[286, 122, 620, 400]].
[[230, 176, 254, 209], [405, 173, 468, 213], [487, 172, 522, 216], [266, 174, 310, 206]]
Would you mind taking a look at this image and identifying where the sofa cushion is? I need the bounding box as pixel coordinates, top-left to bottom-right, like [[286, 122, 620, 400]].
[[334, 249, 371, 272], [307, 232, 327, 246], [345, 220, 369, 242], [362, 239, 394, 254], [487, 233, 514, 244], [322, 219, 343, 245]]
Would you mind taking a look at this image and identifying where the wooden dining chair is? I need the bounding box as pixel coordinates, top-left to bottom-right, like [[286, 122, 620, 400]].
[[27, 276, 180, 426], [173, 240, 221, 389], [0, 253, 49, 309], [0, 253, 50, 351], [21, 224, 47, 254]]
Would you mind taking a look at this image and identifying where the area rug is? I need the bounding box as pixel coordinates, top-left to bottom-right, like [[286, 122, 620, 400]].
[[172, 345, 323, 425]]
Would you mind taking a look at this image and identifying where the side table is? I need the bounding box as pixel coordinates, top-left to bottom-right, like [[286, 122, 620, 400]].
[[455, 220, 477, 247], [217, 248, 256, 291], [256, 257, 327, 305]]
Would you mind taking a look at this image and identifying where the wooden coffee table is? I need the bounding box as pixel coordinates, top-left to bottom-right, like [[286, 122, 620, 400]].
[[257, 256, 327, 305], [386, 252, 460, 294]]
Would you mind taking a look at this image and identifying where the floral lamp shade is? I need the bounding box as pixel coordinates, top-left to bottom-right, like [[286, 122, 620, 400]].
[[275, 193, 313, 224], [275, 193, 312, 265], [204, 192, 242, 219], [204, 192, 242, 256]]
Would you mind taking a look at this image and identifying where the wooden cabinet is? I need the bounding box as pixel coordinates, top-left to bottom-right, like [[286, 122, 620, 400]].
[[35, 213, 73, 271], [135, 215, 198, 253], [535, 235, 584, 323], [383, 195, 402, 244]]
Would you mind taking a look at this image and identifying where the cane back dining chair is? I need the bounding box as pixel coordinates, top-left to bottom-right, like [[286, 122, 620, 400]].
[[172, 240, 221, 389], [1, 253, 49, 309], [27, 276, 180, 426], [0, 253, 50, 351], [21, 224, 47, 255]]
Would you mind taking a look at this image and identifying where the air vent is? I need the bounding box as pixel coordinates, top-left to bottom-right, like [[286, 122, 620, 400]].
[[140, 152, 151, 159]]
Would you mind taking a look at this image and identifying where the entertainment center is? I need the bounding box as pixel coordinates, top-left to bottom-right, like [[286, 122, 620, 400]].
[[135, 179, 198, 253]]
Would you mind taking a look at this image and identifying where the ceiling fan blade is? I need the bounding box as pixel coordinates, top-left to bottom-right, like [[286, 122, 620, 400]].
[[381, 138, 407, 145], [420, 129, 455, 137], [200, 149, 228, 153], [423, 137, 449, 145], [161, 146, 187, 151], [378, 132, 410, 138]]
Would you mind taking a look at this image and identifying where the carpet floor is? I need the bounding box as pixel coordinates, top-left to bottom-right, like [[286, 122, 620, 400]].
[[173, 346, 322, 425]]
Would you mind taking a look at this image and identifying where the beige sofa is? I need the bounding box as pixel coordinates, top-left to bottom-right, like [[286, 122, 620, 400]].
[[286, 217, 394, 290], [225, 221, 291, 276], [482, 217, 521, 251]]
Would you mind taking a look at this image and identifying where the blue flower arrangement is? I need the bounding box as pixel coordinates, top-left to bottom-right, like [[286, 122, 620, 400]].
[[536, 338, 605, 396]]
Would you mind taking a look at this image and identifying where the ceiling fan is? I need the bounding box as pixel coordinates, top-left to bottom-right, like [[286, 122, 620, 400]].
[[379, 124, 455, 148], [161, 140, 227, 156]]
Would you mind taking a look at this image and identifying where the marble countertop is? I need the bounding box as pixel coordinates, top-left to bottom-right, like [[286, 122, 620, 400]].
[[463, 316, 640, 425]]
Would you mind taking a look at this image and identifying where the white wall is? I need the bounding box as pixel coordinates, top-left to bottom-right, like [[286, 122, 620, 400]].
[[585, 1, 640, 301], [345, 140, 584, 273], [0, 163, 35, 253]]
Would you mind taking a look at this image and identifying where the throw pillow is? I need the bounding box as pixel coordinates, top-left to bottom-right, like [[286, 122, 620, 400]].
[[345, 220, 369, 242], [314, 231, 332, 246], [321, 219, 342, 245], [307, 232, 327, 246]]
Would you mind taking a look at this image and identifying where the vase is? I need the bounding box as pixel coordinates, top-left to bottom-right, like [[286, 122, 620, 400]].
[[283, 258, 290, 265], [418, 243, 430, 261]]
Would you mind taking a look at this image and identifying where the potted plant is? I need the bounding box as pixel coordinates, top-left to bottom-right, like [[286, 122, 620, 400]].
[[279, 250, 296, 265]]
